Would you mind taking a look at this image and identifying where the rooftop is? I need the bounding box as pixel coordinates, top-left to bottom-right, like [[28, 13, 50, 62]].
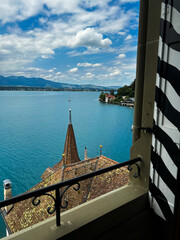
[[3, 156, 129, 234], [105, 94, 115, 98]]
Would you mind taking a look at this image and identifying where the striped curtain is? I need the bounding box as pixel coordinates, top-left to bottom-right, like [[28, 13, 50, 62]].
[[149, 0, 180, 223]]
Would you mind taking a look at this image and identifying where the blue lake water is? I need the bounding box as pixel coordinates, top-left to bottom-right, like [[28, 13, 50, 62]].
[[0, 91, 134, 237]]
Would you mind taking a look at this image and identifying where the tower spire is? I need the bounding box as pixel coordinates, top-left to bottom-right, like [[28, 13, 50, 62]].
[[60, 109, 80, 166]]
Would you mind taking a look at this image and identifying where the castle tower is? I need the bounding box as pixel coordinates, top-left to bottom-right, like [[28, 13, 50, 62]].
[[61, 109, 80, 166]]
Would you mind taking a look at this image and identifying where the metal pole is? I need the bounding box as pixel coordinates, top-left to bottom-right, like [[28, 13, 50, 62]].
[[100, 145, 102, 156], [55, 188, 61, 226], [69, 109, 72, 124]]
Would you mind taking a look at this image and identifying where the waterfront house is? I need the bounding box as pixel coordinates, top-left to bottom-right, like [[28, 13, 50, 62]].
[[105, 93, 115, 103]]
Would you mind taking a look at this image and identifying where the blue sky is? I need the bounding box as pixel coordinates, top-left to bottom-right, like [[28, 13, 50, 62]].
[[0, 0, 139, 86]]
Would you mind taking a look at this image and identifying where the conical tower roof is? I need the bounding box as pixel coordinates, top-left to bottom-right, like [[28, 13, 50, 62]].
[[61, 109, 80, 166]]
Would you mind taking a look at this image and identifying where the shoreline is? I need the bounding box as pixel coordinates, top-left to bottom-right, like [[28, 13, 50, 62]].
[[99, 99, 134, 108], [0, 86, 103, 92]]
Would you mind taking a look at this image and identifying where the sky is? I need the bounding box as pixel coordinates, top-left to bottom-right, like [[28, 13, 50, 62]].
[[0, 0, 139, 87]]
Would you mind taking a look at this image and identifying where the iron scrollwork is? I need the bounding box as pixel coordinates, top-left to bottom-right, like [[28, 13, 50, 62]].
[[0, 156, 143, 228], [32, 193, 56, 214], [60, 182, 80, 209], [32, 182, 81, 215], [128, 160, 142, 178]]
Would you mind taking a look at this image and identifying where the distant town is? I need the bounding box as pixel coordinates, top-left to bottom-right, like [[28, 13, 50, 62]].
[[0, 86, 102, 92], [99, 80, 135, 107]]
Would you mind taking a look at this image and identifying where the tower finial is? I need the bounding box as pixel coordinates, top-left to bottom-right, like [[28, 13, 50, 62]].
[[69, 109, 72, 124]]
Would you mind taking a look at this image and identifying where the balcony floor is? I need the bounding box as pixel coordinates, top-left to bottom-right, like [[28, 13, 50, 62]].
[[59, 195, 172, 240]]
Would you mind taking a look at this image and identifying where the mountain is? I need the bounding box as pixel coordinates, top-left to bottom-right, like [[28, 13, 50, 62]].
[[0, 75, 118, 91]]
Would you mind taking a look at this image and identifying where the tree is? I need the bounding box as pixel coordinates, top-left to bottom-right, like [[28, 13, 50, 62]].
[[130, 79, 135, 91], [117, 80, 135, 98], [117, 85, 129, 97], [99, 91, 105, 101], [110, 89, 114, 96]]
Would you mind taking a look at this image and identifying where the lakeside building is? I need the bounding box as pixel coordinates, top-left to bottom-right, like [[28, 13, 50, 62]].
[[1, 109, 129, 235], [101, 93, 134, 107], [120, 98, 134, 107], [104, 93, 115, 103]]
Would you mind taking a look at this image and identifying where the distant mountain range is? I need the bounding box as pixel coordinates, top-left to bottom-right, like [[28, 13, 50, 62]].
[[0, 75, 120, 91]]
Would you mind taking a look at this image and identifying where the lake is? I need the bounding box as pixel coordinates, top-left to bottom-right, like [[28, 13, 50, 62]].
[[0, 91, 134, 237]]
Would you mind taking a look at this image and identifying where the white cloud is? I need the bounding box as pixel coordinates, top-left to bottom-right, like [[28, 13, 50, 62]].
[[0, 0, 43, 24], [0, 0, 139, 85], [121, 63, 136, 70], [69, 67, 78, 73], [77, 62, 102, 67], [24, 67, 37, 71], [125, 34, 133, 40], [0, 24, 112, 76], [99, 67, 122, 78], [0, 32, 56, 75], [117, 45, 137, 54], [39, 17, 48, 25], [118, 31, 126, 36], [99, 10, 136, 34], [114, 55, 137, 71], [56, 72, 62, 75], [0, 0, 83, 24], [41, 55, 51, 59], [85, 72, 95, 78], [0, 0, 116, 25], [118, 54, 126, 58], [67, 28, 112, 49], [109, 69, 122, 76]]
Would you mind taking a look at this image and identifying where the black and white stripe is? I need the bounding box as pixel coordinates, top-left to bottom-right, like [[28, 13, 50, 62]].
[[149, 0, 180, 223]]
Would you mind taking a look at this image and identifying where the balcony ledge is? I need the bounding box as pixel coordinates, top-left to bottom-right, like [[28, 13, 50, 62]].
[[2, 182, 146, 240]]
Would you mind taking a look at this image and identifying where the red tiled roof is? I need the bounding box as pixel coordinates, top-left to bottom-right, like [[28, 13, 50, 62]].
[[4, 156, 129, 233], [41, 167, 55, 180], [106, 95, 115, 98]]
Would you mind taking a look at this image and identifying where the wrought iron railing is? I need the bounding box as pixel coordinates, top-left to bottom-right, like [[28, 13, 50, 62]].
[[0, 157, 142, 227]]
